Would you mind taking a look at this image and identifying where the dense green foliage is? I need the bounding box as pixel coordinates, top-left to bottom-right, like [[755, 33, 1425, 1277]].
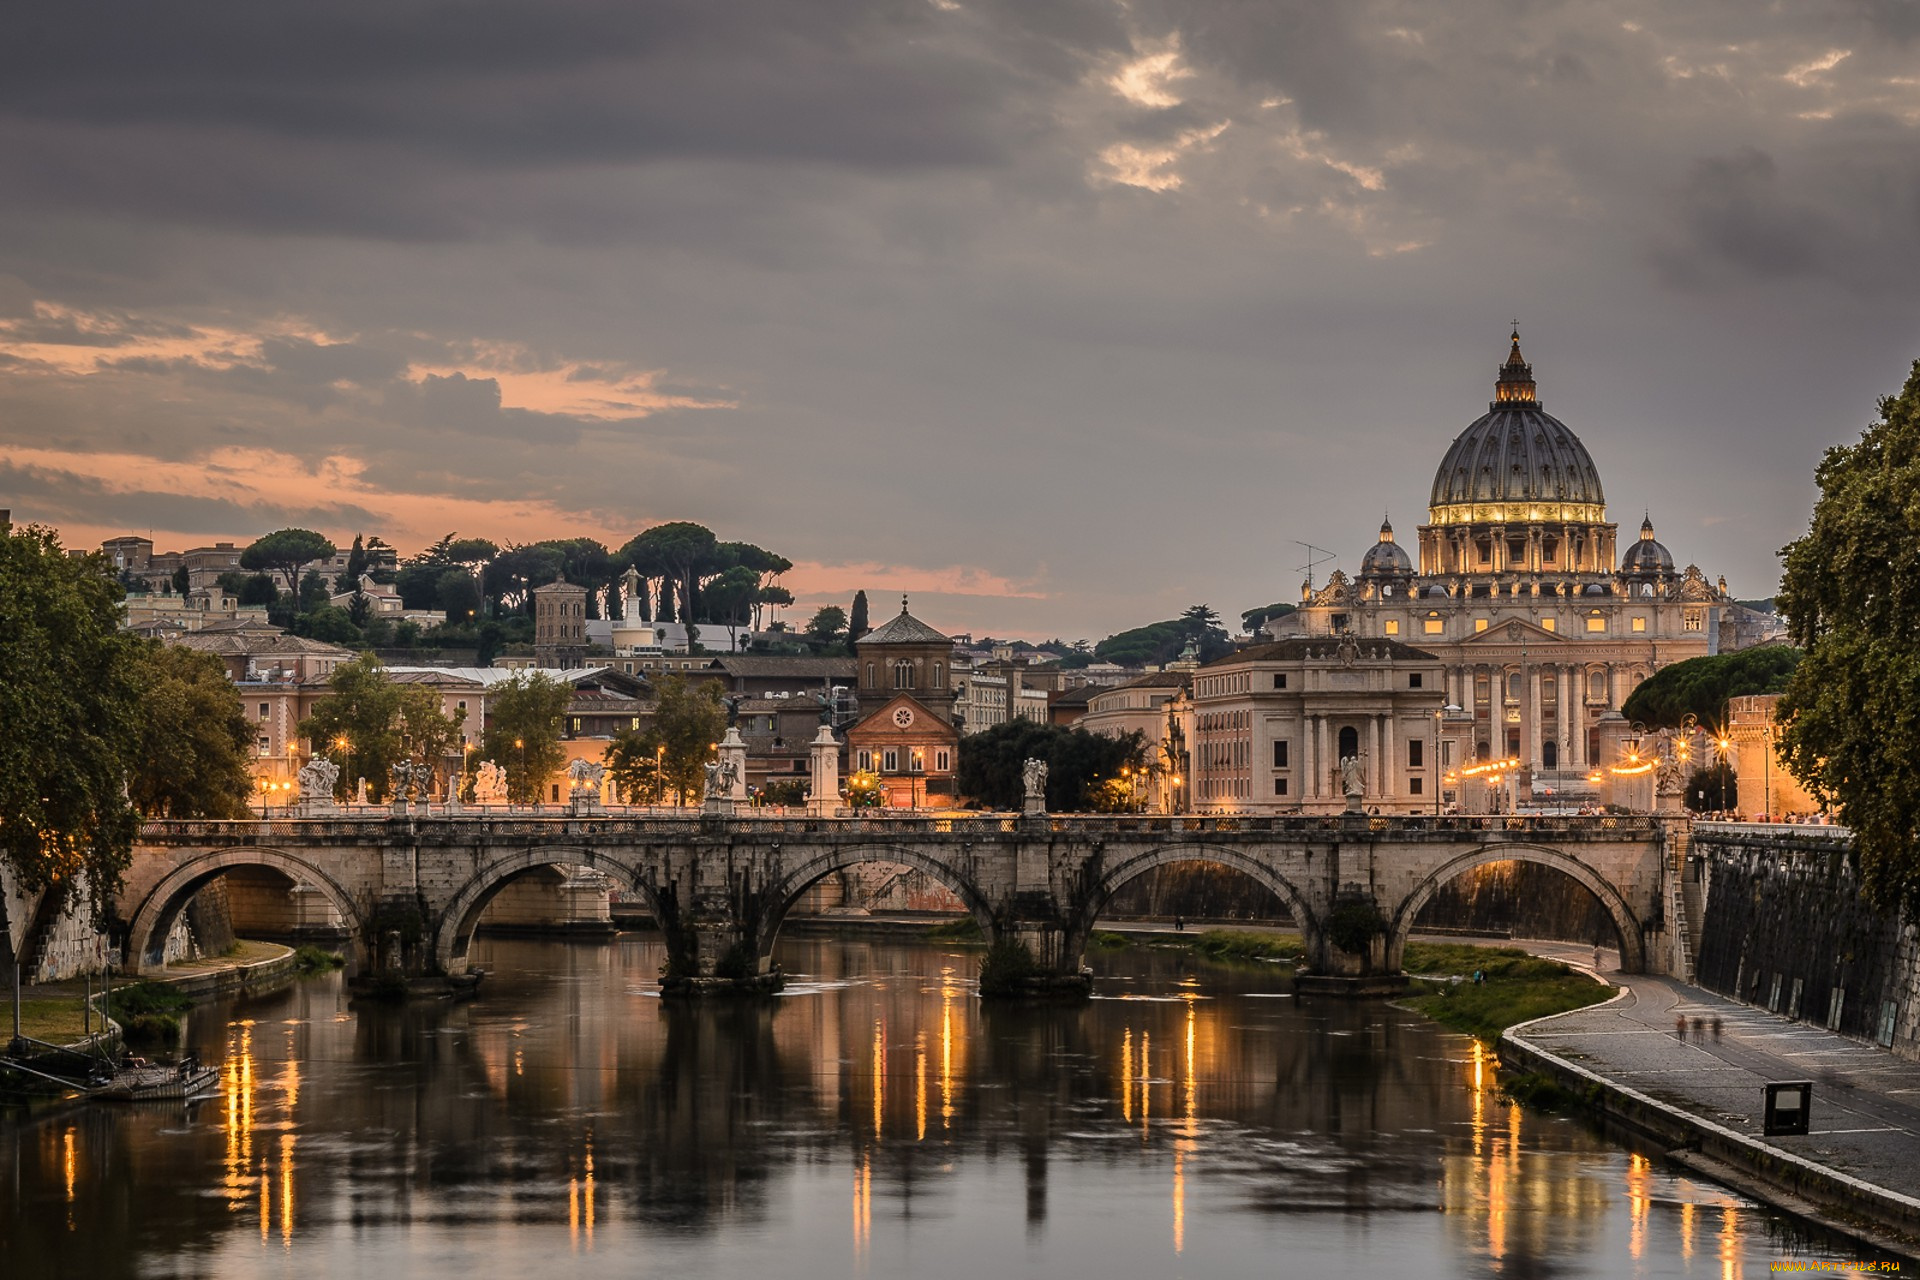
[[298, 654, 466, 801], [976, 938, 1041, 996], [847, 590, 870, 645], [1240, 602, 1297, 634], [1685, 763, 1737, 813], [1325, 900, 1388, 954], [106, 980, 196, 1041], [605, 673, 725, 805], [126, 643, 255, 819], [1184, 929, 1305, 962], [478, 673, 573, 805], [1617, 646, 1800, 728], [955, 720, 1144, 810], [0, 525, 142, 902], [1778, 359, 1920, 911], [1094, 604, 1232, 667], [240, 528, 336, 595]]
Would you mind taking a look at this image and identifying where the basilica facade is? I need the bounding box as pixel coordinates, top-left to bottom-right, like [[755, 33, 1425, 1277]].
[[1205, 332, 1754, 812]]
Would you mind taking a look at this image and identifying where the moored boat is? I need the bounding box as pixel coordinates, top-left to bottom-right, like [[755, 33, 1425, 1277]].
[[96, 1056, 219, 1102]]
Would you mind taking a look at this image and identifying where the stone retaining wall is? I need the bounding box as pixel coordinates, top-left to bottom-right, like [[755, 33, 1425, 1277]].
[[1691, 827, 1919, 1061]]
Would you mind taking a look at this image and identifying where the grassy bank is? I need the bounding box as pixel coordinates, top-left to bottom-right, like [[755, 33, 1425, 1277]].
[[1400, 942, 1611, 1042], [1, 998, 100, 1043]]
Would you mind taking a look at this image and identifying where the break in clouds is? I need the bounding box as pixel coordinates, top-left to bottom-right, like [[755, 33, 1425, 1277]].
[[1, 0, 1917, 636]]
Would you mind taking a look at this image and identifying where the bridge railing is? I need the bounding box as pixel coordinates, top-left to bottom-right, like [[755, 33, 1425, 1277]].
[[140, 811, 1667, 842]]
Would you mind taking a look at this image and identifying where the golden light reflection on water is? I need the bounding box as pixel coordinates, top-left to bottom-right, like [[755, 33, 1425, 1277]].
[[1681, 1197, 1696, 1261], [915, 1032, 927, 1142], [1120, 1027, 1133, 1123], [852, 1150, 872, 1257], [871, 1019, 886, 1139], [1720, 1204, 1741, 1280], [1627, 1151, 1650, 1262], [939, 972, 955, 1131]]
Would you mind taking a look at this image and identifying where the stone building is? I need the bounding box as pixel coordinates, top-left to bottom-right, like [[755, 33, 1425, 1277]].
[[845, 598, 960, 806], [1189, 636, 1455, 815], [533, 579, 589, 669], [1270, 331, 1746, 795]]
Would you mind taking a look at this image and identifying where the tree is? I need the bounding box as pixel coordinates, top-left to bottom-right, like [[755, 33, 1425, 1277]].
[[299, 654, 465, 802], [439, 568, 484, 625], [1777, 358, 1920, 911], [622, 522, 719, 625], [126, 643, 254, 819], [338, 533, 369, 591], [0, 524, 143, 903], [805, 605, 847, 649], [643, 673, 726, 805], [484, 543, 565, 614], [956, 720, 1144, 810], [1619, 647, 1801, 729], [296, 605, 362, 645], [606, 729, 669, 805], [848, 590, 871, 645], [703, 565, 761, 650], [479, 673, 572, 805], [170, 564, 191, 597], [1241, 601, 1297, 634], [755, 584, 793, 629], [1685, 763, 1737, 814], [298, 567, 331, 614], [240, 528, 337, 595]]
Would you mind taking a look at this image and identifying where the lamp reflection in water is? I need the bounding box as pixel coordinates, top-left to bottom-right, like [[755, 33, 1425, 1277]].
[[871, 1018, 886, 1139], [569, 1134, 596, 1251], [939, 968, 956, 1131], [915, 1032, 928, 1142]]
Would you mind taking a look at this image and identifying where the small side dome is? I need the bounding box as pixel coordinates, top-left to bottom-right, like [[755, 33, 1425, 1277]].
[[1583, 582, 1608, 596], [1622, 513, 1675, 577], [1359, 515, 1414, 577]]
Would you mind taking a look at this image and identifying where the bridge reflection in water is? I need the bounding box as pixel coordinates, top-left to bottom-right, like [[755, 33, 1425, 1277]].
[[4, 933, 1853, 1276]]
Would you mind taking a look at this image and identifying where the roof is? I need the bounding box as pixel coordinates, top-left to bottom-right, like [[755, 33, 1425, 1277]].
[[1111, 671, 1192, 691], [857, 599, 950, 647], [1049, 686, 1098, 708], [173, 632, 355, 659], [1205, 637, 1440, 667], [712, 656, 857, 678]]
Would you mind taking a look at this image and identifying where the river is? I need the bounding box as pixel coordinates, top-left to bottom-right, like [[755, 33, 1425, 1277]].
[[2, 934, 1864, 1276]]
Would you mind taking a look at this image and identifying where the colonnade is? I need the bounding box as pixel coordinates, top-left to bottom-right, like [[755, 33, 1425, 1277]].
[[1438, 659, 1636, 776]]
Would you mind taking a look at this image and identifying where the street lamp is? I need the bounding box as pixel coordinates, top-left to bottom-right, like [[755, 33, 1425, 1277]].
[[515, 737, 525, 808], [911, 748, 924, 811], [335, 735, 351, 807]]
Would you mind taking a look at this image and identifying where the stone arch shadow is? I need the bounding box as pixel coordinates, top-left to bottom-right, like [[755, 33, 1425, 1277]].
[[1068, 842, 1318, 964], [754, 844, 1000, 970], [433, 846, 654, 975], [125, 848, 367, 975], [1388, 843, 1646, 974]]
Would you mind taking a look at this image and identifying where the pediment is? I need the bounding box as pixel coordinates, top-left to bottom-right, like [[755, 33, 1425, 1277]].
[[1458, 617, 1567, 646]]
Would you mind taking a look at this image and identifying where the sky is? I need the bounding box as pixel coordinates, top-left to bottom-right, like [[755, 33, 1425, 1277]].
[[2, 0, 1917, 643]]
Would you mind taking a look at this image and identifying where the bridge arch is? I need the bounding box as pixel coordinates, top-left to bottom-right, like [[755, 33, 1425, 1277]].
[[755, 844, 1000, 967], [1069, 842, 1317, 961], [1389, 843, 1646, 973], [125, 848, 366, 974], [433, 846, 652, 975]]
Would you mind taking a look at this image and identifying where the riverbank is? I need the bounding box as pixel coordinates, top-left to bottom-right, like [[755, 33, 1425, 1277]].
[[1504, 971, 1920, 1261]]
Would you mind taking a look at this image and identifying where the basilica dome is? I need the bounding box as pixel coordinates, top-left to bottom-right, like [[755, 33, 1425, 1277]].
[[1358, 516, 1414, 577], [1427, 332, 1606, 527], [1621, 515, 1674, 576]]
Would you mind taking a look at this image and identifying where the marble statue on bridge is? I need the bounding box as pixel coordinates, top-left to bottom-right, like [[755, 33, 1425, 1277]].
[[1340, 754, 1366, 812], [1023, 758, 1049, 815], [297, 757, 340, 812], [473, 761, 506, 805]]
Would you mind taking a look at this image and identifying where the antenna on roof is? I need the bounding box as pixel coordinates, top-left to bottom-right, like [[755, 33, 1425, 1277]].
[[1294, 542, 1336, 591]]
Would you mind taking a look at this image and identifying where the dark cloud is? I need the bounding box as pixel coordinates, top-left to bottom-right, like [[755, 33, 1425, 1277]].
[[0, 0, 1917, 635], [0, 461, 382, 536]]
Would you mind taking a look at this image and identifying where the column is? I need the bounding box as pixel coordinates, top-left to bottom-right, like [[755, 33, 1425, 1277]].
[[1366, 716, 1381, 797], [1554, 666, 1570, 770], [1606, 663, 1619, 710], [1302, 715, 1316, 800], [1528, 667, 1544, 771], [1382, 714, 1397, 801], [1316, 716, 1330, 799]]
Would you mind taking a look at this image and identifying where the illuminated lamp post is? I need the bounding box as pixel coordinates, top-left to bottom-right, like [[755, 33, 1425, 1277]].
[[336, 736, 351, 807], [911, 748, 924, 811]]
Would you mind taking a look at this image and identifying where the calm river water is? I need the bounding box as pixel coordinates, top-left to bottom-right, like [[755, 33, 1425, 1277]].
[[3, 935, 1865, 1277]]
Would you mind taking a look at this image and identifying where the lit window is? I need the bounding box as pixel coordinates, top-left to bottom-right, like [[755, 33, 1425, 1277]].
[[1586, 616, 1606, 633], [1475, 618, 1489, 633], [1683, 609, 1704, 632], [1541, 618, 1555, 632], [1384, 620, 1400, 635], [1424, 618, 1444, 634], [1631, 617, 1647, 633]]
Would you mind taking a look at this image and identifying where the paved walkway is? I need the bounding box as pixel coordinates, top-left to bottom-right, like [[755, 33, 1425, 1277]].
[[1508, 943, 1920, 1250]]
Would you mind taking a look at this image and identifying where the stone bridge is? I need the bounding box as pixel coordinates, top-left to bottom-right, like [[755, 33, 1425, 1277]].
[[110, 811, 1684, 993]]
